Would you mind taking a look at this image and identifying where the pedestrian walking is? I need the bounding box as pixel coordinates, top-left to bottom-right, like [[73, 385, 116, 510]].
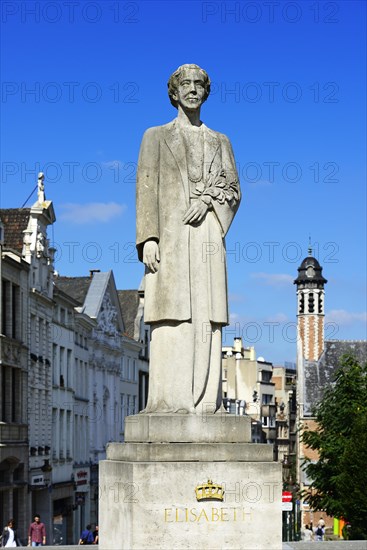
[[315, 521, 325, 541], [28, 514, 46, 547], [302, 524, 314, 541], [1, 519, 21, 547]]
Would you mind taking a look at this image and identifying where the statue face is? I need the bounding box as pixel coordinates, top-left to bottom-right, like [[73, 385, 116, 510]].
[[172, 68, 206, 111]]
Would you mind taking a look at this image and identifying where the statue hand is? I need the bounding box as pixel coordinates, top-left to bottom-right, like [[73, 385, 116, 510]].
[[143, 240, 160, 273], [182, 200, 208, 225]]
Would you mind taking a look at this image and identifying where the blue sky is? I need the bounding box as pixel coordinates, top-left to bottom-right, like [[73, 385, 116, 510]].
[[1, 0, 366, 363]]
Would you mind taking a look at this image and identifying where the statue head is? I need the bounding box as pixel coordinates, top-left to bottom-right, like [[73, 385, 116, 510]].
[[168, 64, 211, 108]]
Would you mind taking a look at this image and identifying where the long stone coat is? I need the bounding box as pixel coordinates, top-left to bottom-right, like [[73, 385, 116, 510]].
[[136, 119, 241, 325]]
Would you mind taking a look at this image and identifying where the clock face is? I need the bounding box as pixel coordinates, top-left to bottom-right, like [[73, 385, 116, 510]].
[[306, 265, 315, 278]]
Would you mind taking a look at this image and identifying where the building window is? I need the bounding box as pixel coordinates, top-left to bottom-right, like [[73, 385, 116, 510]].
[[262, 393, 273, 405], [1, 280, 7, 335], [73, 415, 78, 459], [66, 411, 71, 458], [261, 371, 272, 383], [144, 329, 149, 358], [0, 366, 21, 422], [12, 285, 20, 339], [67, 349, 72, 388], [60, 410, 65, 458], [1, 281, 20, 339], [52, 408, 58, 458], [120, 394, 125, 431], [60, 308, 66, 324], [52, 344, 58, 385], [38, 318, 44, 355], [60, 347, 65, 382], [127, 395, 133, 416], [126, 359, 131, 381]]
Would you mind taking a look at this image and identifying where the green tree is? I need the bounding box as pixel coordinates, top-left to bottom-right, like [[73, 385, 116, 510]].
[[301, 354, 367, 539]]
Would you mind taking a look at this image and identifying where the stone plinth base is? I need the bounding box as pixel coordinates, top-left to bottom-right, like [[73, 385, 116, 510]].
[[99, 415, 282, 550], [124, 413, 252, 443]]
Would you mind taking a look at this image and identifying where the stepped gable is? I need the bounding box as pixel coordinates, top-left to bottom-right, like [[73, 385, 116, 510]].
[[0, 208, 31, 253], [117, 290, 139, 339], [55, 276, 91, 306], [303, 340, 367, 416]]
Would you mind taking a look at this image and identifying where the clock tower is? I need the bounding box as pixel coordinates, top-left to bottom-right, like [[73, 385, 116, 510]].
[[294, 248, 327, 361]]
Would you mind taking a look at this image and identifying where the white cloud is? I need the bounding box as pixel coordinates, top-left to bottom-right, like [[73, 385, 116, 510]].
[[229, 312, 240, 322], [227, 313, 255, 327], [326, 309, 367, 326], [59, 202, 126, 224], [250, 272, 294, 287], [101, 160, 124, 169]]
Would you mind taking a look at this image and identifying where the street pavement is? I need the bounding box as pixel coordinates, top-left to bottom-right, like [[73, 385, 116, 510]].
[[34, 542, 367, 549], [284, 542, 367, 549]]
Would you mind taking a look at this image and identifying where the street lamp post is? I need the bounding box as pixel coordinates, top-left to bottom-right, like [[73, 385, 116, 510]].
[[282, 456, 291, 541], [282, 455, 300, 541]]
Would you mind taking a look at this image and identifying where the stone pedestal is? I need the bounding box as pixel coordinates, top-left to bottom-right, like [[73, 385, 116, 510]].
[[99, 414, 282, 549]]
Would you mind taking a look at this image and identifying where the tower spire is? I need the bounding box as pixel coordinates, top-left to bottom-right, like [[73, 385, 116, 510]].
[[294, 249, 327, 361], [308, 236, 312, 256]]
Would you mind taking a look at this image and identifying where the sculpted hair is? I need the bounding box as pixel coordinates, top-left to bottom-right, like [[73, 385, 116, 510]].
[[167, 64, 211, 108]]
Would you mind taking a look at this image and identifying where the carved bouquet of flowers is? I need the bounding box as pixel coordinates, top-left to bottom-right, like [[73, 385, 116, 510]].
[[192, 168, 239, 207]]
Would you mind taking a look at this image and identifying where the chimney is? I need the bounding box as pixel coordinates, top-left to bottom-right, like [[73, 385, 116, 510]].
[[89, 269, 101, 278]]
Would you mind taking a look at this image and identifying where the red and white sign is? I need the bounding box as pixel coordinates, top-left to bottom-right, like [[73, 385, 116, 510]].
[[282, 491, 292, 502], [282, 491, 293, 511], [74, 468, 90, 491]]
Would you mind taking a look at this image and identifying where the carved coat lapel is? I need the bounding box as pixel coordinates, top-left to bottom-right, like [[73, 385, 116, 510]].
[[202, 125, 220, 182], [163, 121, 189, 203]]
